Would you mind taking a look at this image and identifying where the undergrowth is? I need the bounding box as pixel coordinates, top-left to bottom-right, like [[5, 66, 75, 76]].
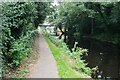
[[2, 30, 38, 78], [42, 29, 92, 78]]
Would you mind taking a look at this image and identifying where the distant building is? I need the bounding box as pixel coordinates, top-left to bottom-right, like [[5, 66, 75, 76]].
[[39, 22, 56, 35]]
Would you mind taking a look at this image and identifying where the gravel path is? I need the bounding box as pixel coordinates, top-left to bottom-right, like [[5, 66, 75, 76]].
[[26, 30, 59, 78]]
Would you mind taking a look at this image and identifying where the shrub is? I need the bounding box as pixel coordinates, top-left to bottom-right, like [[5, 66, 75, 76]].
[[2, 2, 37, 66], [42, 29, 92, 75]]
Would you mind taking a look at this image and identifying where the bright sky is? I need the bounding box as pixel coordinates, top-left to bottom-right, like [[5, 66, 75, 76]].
[[51, 0, 59, 6]]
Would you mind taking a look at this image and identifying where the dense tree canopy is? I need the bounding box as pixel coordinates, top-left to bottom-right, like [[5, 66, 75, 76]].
[[48, 2, 120, 46], [2, 2, 51, 66]]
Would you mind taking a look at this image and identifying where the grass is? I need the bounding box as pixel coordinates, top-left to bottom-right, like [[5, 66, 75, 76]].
[[45, 37, 90, 78]]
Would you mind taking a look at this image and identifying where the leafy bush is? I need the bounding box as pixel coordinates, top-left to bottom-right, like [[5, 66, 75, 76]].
[[10, 31, 37, 66], [2, 2, 37, 65], [71, 47, 91, 75], [1, 2, 51, 79], [2, 2, 51, 68], [42, 29, 92, 75]]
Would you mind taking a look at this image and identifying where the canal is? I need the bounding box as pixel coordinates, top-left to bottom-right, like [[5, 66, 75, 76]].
[[67, 37, 120, 79]]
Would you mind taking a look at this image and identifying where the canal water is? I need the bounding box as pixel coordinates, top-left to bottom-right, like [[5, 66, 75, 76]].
[[67, 37, 120, 79]]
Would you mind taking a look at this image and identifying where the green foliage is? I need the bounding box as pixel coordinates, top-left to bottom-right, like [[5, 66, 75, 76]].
[[48, 3, 96, 40], [2, 2, 50, 67], [48, 2, 120, 44], [10, 31, 35, 66], [42, 29, 92, 75], [2, 2, 37, 63], [46, 37, 89, 78], [71, 47, 91, 75], [34, 2, 52, 28], [2, 2, 37, 37]]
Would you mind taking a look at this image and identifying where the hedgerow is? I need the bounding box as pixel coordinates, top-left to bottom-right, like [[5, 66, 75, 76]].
[[1, 2, 50, 67], [1, 2, 37, 67]]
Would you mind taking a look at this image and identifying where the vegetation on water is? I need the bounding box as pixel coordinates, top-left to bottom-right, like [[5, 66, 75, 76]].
[[42, 30, 91, 78], [48, 2, 120, 45]]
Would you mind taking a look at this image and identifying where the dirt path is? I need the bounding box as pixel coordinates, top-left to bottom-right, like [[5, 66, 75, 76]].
[[26, 29, 59, 78]]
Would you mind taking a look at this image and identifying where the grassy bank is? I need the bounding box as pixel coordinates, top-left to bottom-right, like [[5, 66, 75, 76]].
[[44, 31, 91, 78]]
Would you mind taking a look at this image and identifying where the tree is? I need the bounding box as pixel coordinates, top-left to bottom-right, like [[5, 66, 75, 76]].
[[2, 2, 51, 66], [48, 2, 120, 45]]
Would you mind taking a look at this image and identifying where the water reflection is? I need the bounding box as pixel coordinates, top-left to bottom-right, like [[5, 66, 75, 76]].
[[67, 38, 120, 79]]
